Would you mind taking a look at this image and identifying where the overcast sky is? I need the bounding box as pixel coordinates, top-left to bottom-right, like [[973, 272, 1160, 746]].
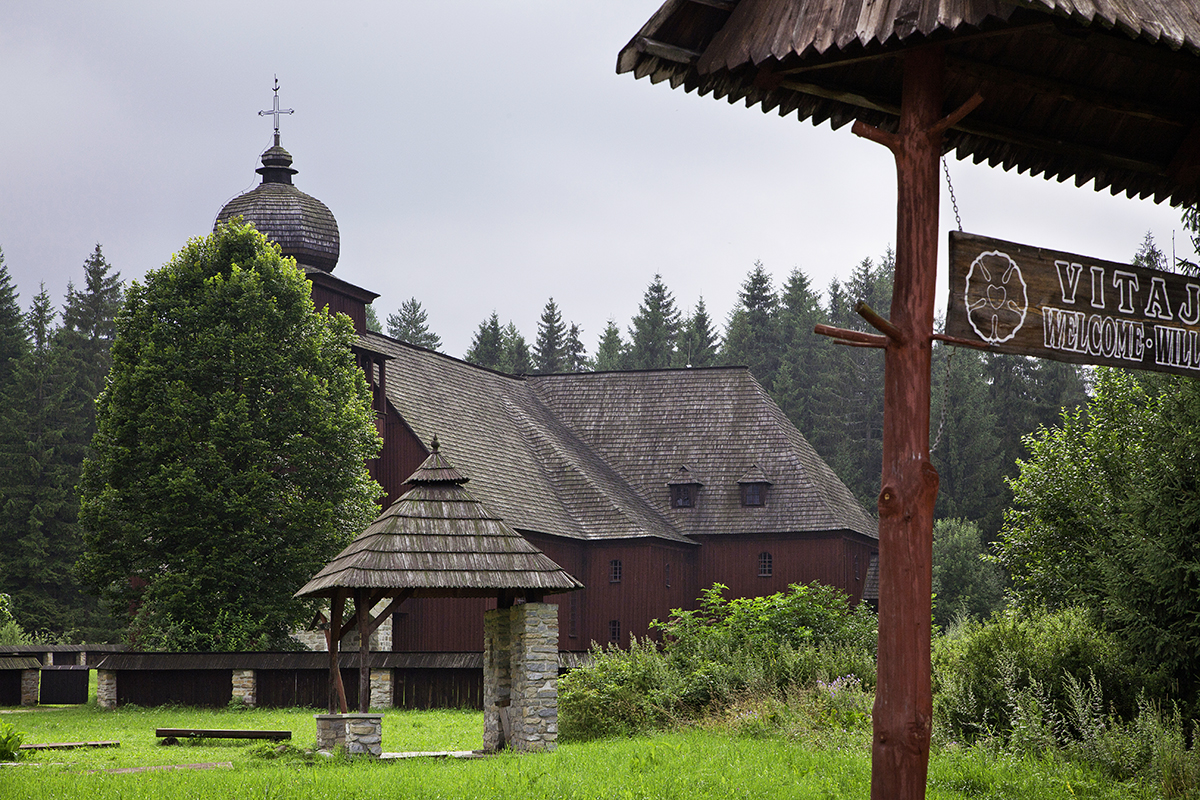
[[0, 2, 1187, 358]]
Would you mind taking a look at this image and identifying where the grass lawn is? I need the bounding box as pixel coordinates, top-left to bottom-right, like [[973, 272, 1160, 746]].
[[0, 703, 1151, 799]]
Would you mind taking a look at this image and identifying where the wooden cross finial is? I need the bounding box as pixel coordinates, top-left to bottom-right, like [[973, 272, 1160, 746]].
[[258, 76, 294, 146]]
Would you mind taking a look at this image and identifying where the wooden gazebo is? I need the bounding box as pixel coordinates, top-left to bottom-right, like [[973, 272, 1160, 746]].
[[295, 437, 581, 749], [618, 1, 1200, 797]]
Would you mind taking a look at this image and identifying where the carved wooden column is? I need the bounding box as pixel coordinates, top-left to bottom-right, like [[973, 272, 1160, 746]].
[[850, 45, 980, 800]]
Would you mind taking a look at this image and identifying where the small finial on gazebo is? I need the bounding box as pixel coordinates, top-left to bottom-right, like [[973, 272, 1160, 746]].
[[258, 75, 294, 147], [430, 434, 440, 453]]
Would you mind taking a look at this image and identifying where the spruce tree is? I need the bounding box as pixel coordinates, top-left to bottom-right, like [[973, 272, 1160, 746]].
[[59, 245, 123, 463], [674, 297, 719, 368], [929, 343, 1004, 533], [594, 319, 628, 371], [628, 274, 680, 370], [0, 250, 26, 392], [0, 287, 77, 636], [533, 298, 566, 373], [465, 312, 504, 370], [386, 297, 442, 351], [721, 262, 781, 385], [365, 304, 383, 333], [501, 322, 531, 375], [772, 267, 829, 440], [564, 323, 589, 372]]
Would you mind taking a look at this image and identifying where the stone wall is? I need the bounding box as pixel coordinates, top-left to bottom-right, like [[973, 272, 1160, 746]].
[[292, 600, 393, 652], [483, 602, 559, 753]]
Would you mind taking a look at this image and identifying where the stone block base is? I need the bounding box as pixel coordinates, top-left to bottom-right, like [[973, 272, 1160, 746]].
[[314, 714, 347, 751], [232, 669, 255, 707], [344, 713, 383, 757], [369, 668, 392, 709], [97, 669, 117, 709], [20, 669, 39, 706]]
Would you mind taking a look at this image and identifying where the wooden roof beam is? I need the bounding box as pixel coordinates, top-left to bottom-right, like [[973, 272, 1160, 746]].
[[947, 54, 1191, 127], [770, 76, 1167, 177], [635, 36, 701, 65], [686, 0, 736, 11]]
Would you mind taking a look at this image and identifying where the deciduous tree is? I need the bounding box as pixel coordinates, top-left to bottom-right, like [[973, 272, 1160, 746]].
[[78, 222, 381, 650]]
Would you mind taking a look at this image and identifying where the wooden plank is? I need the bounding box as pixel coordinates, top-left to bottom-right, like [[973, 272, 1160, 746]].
[[155, 728, 291, 740], [946, 231, 1200, 377], [20, 741, 119, 750]]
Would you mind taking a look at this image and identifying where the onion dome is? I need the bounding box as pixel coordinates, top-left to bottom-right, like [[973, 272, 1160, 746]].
[[215, 142, 340, 272]]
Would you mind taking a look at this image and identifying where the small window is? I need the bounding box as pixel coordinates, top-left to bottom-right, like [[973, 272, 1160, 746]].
[[758, 551, 773, 577], [671, 484, 694, 508], [855, 554, 861, 581], [569, 592, 579, 638], [609, 619, 621, 644], [742, 483, 767, 506], [610, 559, 622, 583], [665, 562, 671, 589]]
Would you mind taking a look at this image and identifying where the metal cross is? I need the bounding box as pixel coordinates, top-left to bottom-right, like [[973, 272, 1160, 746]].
[[259, 76, 294, 146]]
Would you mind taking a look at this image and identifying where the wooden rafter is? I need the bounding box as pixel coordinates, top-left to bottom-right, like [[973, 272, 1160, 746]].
[[635, 36, 701, 64], [946, 54, 1190, 127]]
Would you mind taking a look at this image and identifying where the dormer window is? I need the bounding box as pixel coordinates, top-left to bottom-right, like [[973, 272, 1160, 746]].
[[742, 483, 766, 506], [738, 465, 773, 508], [667, 465, 703, 510], [671, 484, 695, 508]]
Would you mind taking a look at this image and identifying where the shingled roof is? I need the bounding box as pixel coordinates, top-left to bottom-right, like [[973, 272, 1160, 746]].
[[362, 333, 877, 542], [295, 441, 583, 599], [619, 0, 1200, 205]]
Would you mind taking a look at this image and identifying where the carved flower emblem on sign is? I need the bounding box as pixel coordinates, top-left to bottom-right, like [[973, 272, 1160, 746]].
[[964, 250, 1027, 344]]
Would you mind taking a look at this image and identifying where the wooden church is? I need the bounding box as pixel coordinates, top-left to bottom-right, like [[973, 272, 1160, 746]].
[[215, 129, 878, 655]]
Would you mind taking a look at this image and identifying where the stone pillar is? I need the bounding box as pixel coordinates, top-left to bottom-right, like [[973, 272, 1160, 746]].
[[369, 668, 392, 709], [314, 714, 346, 751], [344, 714, 382, 757], [231, 669, 256, 707], [509, 602, 559, 752], [97, 669, 117, 709], [483, 607, 512, 752], [20, 669, 39, 706]]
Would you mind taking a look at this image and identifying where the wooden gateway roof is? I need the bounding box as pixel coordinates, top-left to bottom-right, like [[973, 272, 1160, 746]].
[[619, 0, 1200, 206], [362, 333, 877, 542], [294, 443, 583, 599]]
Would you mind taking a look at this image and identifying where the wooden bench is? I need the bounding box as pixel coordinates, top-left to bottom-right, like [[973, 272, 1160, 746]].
[[155, 728, 291, 745]]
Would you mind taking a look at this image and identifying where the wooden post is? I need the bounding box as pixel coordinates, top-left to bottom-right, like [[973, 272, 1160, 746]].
[[356, 588, 371, 713], [851, 45, 971, 800], [328, 589, 349, 714]]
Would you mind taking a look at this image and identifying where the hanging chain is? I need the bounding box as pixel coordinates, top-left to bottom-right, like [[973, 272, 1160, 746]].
[[931, 156, 963, 455], [942, 156, 963, 233], [929, 345, 956, 455]]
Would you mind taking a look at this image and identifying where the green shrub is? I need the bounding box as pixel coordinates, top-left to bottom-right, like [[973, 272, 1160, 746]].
[[0, 722, 22, 761], [933, 606, 1142, 743], [561, 583, 878, 741], [559, 637, 683, 740]]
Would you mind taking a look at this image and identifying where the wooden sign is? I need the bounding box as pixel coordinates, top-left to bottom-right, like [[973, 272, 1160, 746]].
[[947, 231, 1200, 377]]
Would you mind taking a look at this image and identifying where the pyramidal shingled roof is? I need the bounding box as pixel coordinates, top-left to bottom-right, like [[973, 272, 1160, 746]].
[[361, 333, 877, 542], [295, 440, 583, 599]]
